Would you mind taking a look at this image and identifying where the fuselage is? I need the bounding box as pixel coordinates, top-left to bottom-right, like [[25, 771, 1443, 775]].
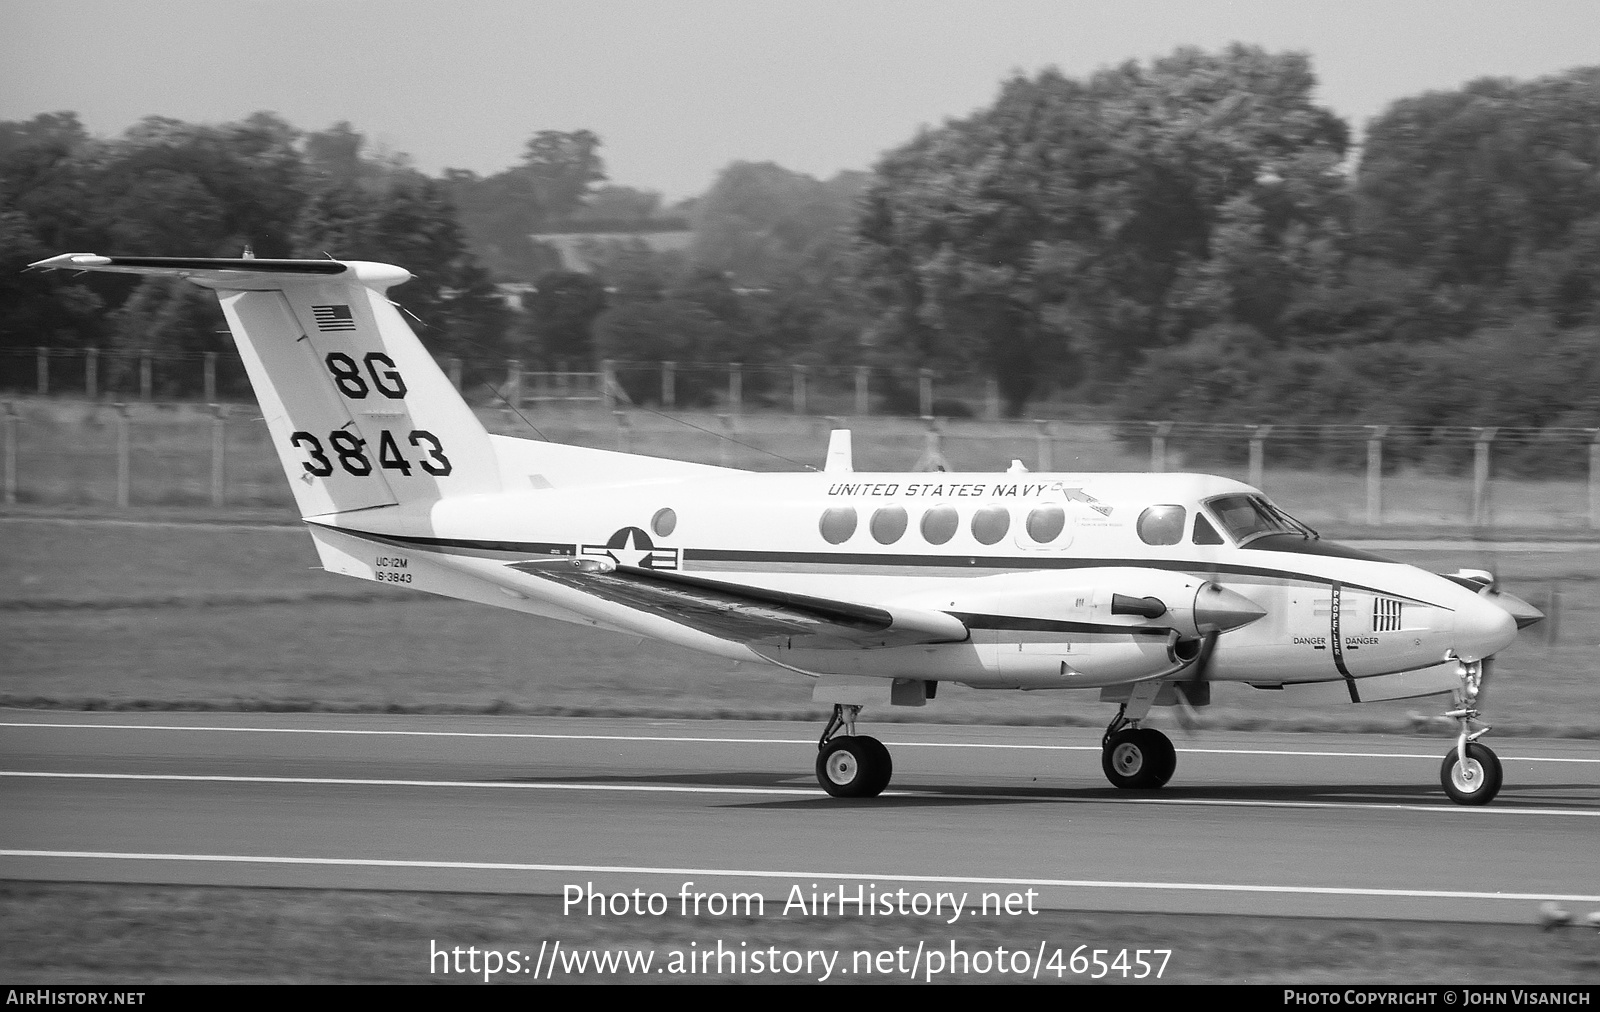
[[317, 467, 1517, 696]]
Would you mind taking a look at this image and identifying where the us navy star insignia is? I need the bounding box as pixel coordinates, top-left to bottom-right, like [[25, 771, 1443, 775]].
[[581, 526, 679, 570]]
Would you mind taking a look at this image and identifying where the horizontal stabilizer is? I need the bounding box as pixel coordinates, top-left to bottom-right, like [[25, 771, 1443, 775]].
[[27, 254, 404, 291]]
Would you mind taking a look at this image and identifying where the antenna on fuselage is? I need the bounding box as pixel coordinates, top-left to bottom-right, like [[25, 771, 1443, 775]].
[[825, 430, 853, 473]]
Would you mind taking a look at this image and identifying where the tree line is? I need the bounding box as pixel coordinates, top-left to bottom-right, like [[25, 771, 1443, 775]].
[[4, 44, 1599, 432]]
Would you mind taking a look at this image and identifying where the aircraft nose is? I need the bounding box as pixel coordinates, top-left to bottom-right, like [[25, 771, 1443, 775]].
[[1452, 591, 1518, 662], [1193, 583, 1267, 633]]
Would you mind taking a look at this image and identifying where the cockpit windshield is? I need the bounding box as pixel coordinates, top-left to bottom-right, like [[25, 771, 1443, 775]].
[[1204, 494, 1319, 545]]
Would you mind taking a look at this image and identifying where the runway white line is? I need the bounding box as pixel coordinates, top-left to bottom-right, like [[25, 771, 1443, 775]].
[[4, 770, 1595, 816], [4, 721, 1597, 764], [0, 770, 812, 796], [5, 849, 1599, 905]]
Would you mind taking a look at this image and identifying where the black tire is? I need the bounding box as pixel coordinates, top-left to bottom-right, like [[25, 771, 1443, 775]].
[[1102, 727, 1176, 790], [816, 735, 891, 798], [1440, 742, 1502, 805], [856, 735, 894, 796], [1145, 729, 1177, 787]]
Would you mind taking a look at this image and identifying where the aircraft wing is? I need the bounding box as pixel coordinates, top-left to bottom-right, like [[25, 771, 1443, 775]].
[[509, 560, 969, 649]]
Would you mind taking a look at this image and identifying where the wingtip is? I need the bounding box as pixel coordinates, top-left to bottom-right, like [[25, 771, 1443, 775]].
[[27, 253, 110, 270]]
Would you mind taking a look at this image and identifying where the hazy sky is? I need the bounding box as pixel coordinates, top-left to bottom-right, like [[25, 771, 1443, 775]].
[[5, 0, 1598, 199]]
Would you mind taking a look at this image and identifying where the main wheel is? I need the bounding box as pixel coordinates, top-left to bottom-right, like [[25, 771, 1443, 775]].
[[817, 735, 892, 798], [1440, 742, 1502, 805], [1102, 728, 1177, 790]]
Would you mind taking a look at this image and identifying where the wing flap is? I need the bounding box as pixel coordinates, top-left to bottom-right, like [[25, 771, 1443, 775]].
[[510, 560, 969, 649]]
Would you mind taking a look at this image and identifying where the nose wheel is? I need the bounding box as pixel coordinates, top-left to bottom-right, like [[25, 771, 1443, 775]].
[[1441, 742, 1502, 805]]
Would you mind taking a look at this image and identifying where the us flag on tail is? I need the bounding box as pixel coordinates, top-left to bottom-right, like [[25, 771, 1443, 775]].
[[312, 304, 357, 331]]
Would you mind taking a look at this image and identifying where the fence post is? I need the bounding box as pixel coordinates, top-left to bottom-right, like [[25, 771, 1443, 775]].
[[86, 348, 99, 399], [1589, 431, 1600, 530], [447, 357, 462, 391], [613, 410, 631, 453], [1471, 427, 1497, 526], [115, 403, 131, 508], [792, 364, 807, 415], [985, 378, 1001, 420], [3, 403, 16, 505], [728, 362, 742, 415], [1248, 425, 1272, 490], [661, 361, 676, 409], [1151, 421, 1173, 473], [718, 414, 735, 468], [1546, 583, 1562, 647], [1034, 420, 1054, 472], [35, 347, 48, 396], [918, 368, 934, 417], [504, 359, 522, 408], [915, 415, 949, 472], [600, 359, 617, 411], [1366, 425, 1389, 527], [139, 350, 153, 401], [854, 365, 871, 417], [200, 352, 216, 402], [210, 403, 228, 508]]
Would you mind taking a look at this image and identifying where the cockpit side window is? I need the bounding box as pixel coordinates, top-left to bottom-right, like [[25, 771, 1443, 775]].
[[1136, 505, 1187, 546], [1192, 513, 1224, 545], [1205, 493, 1315, 545]]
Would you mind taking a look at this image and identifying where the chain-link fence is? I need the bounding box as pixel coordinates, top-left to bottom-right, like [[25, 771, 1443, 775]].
[[4, 400, 1597, 528], [2, 349, 1008, 418]]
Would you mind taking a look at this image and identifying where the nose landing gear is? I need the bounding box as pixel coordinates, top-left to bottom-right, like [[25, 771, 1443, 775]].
[[1440, 658, 1501, 806]]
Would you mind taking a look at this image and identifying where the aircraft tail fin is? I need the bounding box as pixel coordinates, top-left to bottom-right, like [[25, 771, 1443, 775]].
[[29, 254, 501, 517]]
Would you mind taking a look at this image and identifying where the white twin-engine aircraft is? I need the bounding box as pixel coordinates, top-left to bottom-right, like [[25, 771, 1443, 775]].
[[33, 253, 1546, 805]]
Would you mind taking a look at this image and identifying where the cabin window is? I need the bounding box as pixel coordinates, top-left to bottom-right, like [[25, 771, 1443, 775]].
[[1025, 504, 1066, 543], [920, 505, 959, 545], [819, 507, 857, 545], [651, 508, 677, 538], [1137, 505, 1187, 546], [971, 505, 1010, 545], [870, 506, 908, 545], [1192, 513, 1224, 545]]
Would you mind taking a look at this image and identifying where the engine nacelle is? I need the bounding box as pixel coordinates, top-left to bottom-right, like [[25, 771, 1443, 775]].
[[765, 569, 1264, 690], [887, 566, 1265, 641]]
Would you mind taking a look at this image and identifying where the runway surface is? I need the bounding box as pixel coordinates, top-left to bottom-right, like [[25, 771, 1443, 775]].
[[3, 710, 1598, 924]]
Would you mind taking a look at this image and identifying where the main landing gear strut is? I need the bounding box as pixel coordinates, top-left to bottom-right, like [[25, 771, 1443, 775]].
[[1440, 659, 1501, 806], [1100, 682, 1177, 790], [815, 704, 893, 798]]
